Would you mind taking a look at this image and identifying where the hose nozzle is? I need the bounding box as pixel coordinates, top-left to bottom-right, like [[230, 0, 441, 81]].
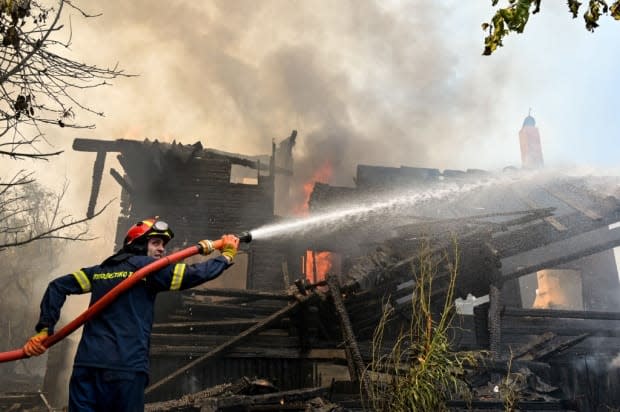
[[198, 231, 253, 255], [237, 231, 252, 243]]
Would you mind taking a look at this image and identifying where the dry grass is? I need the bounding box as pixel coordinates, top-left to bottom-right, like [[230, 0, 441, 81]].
[[364, 240, 479, 412]]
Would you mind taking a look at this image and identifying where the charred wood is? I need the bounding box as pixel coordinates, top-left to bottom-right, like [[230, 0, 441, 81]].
[[109, 168, 135, 195], [86, 150, 106, 218], [500, 224, 620, 282], [326, 275, 371, 398], [511, 332, 555, 360], [144, 377, 252, 411], [152, 320, 258, 334], [488, 285, 501, 360], [184, 288, 290, 301], [146, 300, 305, 395], [199, 386, 330, 412], [527, 334, 590, 361]]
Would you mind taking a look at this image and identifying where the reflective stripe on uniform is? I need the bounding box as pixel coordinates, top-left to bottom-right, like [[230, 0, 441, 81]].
[[72, 270, 91, 292], [170, 263, 186, 290]]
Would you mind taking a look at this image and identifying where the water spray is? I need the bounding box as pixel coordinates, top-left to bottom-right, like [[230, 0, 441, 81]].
[[250, 176, 516, 241]]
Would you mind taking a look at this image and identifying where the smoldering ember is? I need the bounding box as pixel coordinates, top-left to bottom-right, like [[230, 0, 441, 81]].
[[3, 116, 620, 412]]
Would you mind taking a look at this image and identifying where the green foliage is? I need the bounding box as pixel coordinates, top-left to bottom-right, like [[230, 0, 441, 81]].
[[364, 241, 479, 411], [483, 0, 620, 55]]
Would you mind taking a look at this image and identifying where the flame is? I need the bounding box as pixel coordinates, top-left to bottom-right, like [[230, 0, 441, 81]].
[[305, 250, 332, 283], [292, 161, 336, 283], [293, 160, 333, 216]]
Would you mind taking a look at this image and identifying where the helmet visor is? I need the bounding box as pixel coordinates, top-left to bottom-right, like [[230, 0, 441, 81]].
[[147, 220, 174, 242], [152, 220, 169, 232]]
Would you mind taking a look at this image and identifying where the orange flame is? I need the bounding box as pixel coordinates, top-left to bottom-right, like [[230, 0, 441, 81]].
[[293, 160, 336, 283], [305, 250, 333, 283], [293, 161, 333, 216]]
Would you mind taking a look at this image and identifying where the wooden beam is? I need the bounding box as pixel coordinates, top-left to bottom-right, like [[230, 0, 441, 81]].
[[149, 346, 348, 361], [152, 319, 257, 334], [503, 307, 620, 321], [543, 186, 602, 221], [186, 288, 290, 300], [109, 168, 134, 195], [531, 333, 590, 361], [199, 386, 330, 411], [327, 275, 371, 397], [512, 332, 555, 360], [150, 332, 299, 348], [145, 300, 303, 395], [86, 151, 106, 218], [281, 260, 290, 288], [512, 188, 567, 231], [500, 225, 620, 282], [73, 138, 127, 152], [145, 378, 251, 412], [488, 285, 501, 360]]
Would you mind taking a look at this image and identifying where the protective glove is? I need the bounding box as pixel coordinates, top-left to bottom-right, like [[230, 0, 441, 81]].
[[220, 234, 239, 262], [23, 328, 48, 357]]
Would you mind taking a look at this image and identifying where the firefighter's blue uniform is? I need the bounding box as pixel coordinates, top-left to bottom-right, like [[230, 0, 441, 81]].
[[35, 254, 231, 412]]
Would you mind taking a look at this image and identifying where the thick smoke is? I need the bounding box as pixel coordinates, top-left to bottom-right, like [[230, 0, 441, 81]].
[[58, 0, 525, 192]]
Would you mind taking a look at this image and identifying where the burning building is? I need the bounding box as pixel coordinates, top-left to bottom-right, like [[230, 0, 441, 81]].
[[5, 130, 620, 411]]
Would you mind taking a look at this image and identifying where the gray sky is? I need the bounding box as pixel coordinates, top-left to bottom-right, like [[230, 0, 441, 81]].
[[3, 0, 620, 265]]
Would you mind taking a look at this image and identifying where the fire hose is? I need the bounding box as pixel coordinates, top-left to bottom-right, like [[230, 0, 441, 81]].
[[0, 231, 252, 364]]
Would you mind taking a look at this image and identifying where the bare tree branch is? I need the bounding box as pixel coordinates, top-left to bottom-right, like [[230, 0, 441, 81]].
[[64, 0, 102, 18], [0, 198, 114, 250], [0, 2, 132, 252], [0, 148, 62, 158], [0, 0, 132, 159]]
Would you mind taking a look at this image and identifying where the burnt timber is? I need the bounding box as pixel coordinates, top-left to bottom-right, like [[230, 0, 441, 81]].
[[17, 138, 620, 411]]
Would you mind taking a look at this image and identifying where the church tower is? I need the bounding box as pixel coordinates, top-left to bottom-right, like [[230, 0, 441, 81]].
[[519, 110, 544, 169]]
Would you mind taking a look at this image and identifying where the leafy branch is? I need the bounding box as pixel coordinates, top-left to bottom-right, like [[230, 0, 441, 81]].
[[483, 0, 620, 55]]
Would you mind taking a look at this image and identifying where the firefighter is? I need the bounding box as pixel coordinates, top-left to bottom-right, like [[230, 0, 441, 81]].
[[23, 217, 239, 412]]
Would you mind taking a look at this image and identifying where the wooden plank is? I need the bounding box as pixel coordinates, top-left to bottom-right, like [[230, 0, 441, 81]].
[[149, 346, 347, 361], [173, 302, 282, 318], [152, 319, 257, 333], [86, 151, 106, 218], [199, 386, 330, 411], [489, 285, 501, 360], [186, 288, 289, 300], [504, 307, 620, 320], [327, 275, 372, 396], [281, 260, 290, 287], [109, 168, 134, 195], [145, 378, 251, 412], [543, 186, 602, 221], [73, 138, 127, 152], [532, 333, 590, 361], [145, 300, 303, 395], [512, 332, 555, 360], [500, 225, 620, 281], [500, 335, 620, 357], [150, 332, 299, 348], [513, 190, 567, 231]]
